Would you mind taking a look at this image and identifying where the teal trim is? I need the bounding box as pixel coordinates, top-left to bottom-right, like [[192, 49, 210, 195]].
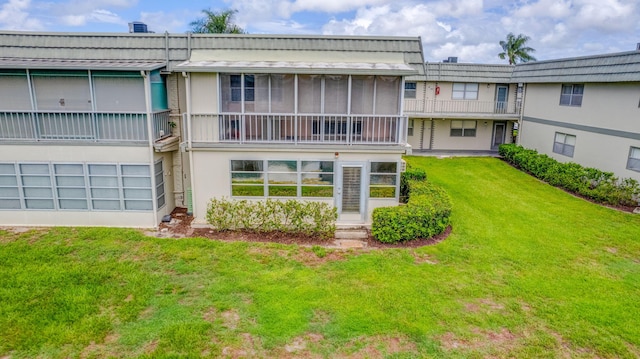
[[523, 116, 640, 141], [30, 70, 88, 77], [92, 71, 142, 78], [151, 70, 168, 111], [0, 69, 27, 76]]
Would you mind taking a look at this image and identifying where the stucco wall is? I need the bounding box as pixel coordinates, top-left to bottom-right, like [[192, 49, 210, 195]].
[[189, 149, 401, 225]]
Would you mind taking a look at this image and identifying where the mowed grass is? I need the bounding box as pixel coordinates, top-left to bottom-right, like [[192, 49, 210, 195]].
[[1, 156, 639, 358]]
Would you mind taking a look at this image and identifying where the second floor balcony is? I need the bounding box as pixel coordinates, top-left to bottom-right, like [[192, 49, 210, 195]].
[[0, 110, 172, 144], [188, 113, 407, 146], [404, 99, 520, 117]]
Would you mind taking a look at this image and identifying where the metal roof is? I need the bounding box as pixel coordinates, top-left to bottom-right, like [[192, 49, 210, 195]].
[[511, 51, 640, 83], [0, 57, 166, 71], [424, 63, 514, 83], [176, 49, 417, 75], [0, 31, 425, 76]]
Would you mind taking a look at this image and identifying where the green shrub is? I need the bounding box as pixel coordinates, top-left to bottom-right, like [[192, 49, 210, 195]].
[[399, 167, 427, 203], [372, 180, 451, 243], [499, 144, 640, 207], [206, 198, 337, 239]]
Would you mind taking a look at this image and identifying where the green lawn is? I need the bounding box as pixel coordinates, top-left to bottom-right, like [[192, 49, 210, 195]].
[[1, 156, 639, 358]]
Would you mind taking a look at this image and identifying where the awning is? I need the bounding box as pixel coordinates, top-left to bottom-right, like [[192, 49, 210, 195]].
[[0, 58, 166, 71], [175, 49, 417, 75]]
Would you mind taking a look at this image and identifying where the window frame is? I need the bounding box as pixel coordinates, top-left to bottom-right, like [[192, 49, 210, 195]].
[[450, 120, 477, 137], [230, 159, 334, 199], [452, 83, 479, 100], [627, 147, 640, 172], [559, 84, 584, 107], [552, 132, 576, 157], [404, 82, 417, 99], [369, 162, 399, 199]]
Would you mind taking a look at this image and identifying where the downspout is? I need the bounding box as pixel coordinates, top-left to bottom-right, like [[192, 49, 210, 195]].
[[518, 83, 526, 145], [142, 70, 160, 228], [183, 71, 196, 218]]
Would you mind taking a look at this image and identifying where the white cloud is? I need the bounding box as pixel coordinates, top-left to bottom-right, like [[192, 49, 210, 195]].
[[140, 11, 188, 33], [60, 9, 124, 26], [0, 0, 44, 30]]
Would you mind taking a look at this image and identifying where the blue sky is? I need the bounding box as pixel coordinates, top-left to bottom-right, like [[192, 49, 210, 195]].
[[1, 0, 639, 63]]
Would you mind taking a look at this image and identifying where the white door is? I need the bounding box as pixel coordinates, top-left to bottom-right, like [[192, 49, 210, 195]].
[[337, 163, 365, 222]]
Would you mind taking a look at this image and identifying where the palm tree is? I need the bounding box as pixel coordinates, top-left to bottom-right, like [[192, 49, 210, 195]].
[[189, 9, 245, 34], [498, 33, 536, 65]]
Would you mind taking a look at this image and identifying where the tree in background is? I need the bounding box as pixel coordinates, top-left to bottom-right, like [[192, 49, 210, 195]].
[[189, 9, 245, 34], [498, 33, 536, 64]]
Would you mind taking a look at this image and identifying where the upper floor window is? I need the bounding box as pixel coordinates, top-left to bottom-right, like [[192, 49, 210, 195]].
[[553, 132, 576, 157], [229, 74, 254, 102], [560, 84, 583, 106], [452, 83, 479, 100], [627, 147, 640, 172], [450, 120, 476, 137], [404, 82, 417, 99]]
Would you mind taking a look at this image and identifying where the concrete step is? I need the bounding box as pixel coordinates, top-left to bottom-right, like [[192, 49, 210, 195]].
[[335, 229, 369, 240]]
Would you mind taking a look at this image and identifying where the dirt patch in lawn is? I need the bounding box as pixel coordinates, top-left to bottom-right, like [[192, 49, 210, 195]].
[[439, 327, 518, 353]]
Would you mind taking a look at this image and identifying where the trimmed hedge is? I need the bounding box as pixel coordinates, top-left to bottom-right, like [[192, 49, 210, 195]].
[[372, 175, 451, 243], [399, 167, 427, 203], [206, 198, 337, 239], [499, 144, 639, 206]]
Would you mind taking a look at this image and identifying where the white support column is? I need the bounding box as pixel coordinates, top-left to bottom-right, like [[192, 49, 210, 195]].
[[142, 70, 160, 227]]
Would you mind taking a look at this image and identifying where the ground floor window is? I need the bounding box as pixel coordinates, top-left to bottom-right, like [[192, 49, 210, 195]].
[[0, 162, 154, 211], [155, 160, 166, 209], [407, 119, 414, 136], [231, 160, 334, 198], [450, 120, 476, 137], [627, 147, 640, 172], [369, 162, 398, 198], [553, 132, 576, 157]]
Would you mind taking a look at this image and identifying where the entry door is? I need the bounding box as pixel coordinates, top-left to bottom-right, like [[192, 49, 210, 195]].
[[337, 164, 365, 222], [495, 85, 509, 113], [492, 122, 506, 149]]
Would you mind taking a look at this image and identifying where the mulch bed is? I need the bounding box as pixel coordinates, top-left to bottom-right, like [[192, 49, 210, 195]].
[[158, 207, 451, 248]]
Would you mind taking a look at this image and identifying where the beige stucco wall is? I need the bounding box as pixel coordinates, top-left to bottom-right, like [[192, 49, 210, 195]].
[[189, 148, 401, 225], [520, 120, 640, 182], [406, 118, 432, 150], [0, 144, 149, 163], [431, 119, 497, 150], [523, 83, 640, 132]]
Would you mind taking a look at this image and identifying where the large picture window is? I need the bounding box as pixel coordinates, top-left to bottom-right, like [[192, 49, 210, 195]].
[[553, 132, 576, 157], [231, 160, 334, 198], [560, 84, 584, 106], [0, 163, 20, 209], [450, 120, 477, 137]]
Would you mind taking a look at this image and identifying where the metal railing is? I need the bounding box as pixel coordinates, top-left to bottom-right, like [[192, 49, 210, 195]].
[[404, 99, 520, 115], [0, 110, 172, 142], [189, 113, 406, 145]]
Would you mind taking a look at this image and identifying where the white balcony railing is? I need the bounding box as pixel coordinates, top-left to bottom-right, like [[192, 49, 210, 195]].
[[404, 99, 520, 115], [0, 110, 172, 142], [189, 113, 407, 145]]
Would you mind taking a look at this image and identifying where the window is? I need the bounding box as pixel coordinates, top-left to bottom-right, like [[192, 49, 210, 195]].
[[155, 160, 166, 209], [560, 84, 583, 106], [450, 120, 477, 137], [0, 162, 153, 212], [553, 132, 576, 157], [0, 163, 20, 209], [370, 162, 398, 198], [404, 82, 417, 99], [407, 119, 414, 136], [54, 164, 88, 210], [231, 160, 334, 198], [20, 164, 54, 209], [452, 83, 478, 100], [627, 147, 640, 172], [121, 165, 152, 211]]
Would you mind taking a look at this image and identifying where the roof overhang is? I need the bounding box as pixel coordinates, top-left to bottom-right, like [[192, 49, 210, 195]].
[[175, 49, 417, 75], [0, 58, 166, 71]]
